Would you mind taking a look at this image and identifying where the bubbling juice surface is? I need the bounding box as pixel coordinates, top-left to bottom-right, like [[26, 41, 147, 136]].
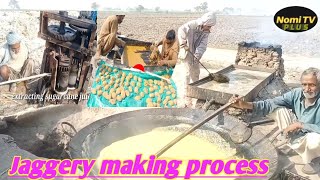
[[96, 128, 238, 180]]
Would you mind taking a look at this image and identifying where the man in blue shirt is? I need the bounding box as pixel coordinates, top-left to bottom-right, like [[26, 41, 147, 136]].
[[230, 67, 320, 175]]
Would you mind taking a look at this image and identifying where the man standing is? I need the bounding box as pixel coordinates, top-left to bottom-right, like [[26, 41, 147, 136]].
[[151, 29, 179, 67], [172, 12, 216, 107], [94, 15, 126, 60], [230, 67, 320, 175], [0, 31, 34, 91]]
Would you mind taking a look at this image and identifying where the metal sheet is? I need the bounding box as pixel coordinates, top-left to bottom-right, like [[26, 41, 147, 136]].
[[187, 65, 276, 104], [69, 108, 279, 180]]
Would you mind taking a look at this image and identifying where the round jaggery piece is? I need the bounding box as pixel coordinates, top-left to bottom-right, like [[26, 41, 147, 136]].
[[106, 75, 110, 79], [114, 83, 119, 89], [143, 87, 148, 94], [102, 81, 107, 86], [172, 93, 176, 98], [148, 79, 154, 84], [157, 97, 161, 103], [133, 76, 138, 81], [104, 85, 110, 90], [153, 85, 158, 90], [91, 88, 97, 94], [115, 79, 120, 83], [107, 68, 112, 72], [135, 96, 141, 101], [116, 88, 121, 95], [137, 82, 141, 88], [138, 77, 142, 83], [121, 90, 126, 98], [113, 69, 118, 73], [111, 76, 116, 81], [111, 92, 117, 99], [157, 103, 161, 107], [130, 81, 135, 87], [125, 81, 129, 87], [109, 88, 115, 94], [134, 87, 139, 93], [168, 101, 174, 106], [95, 77, 100, 83], [149, 87, 154, 93], [103, 92, 109, 100], [101, 76, 105, 81], [164, 86, 169, 90], [146, 98, 152, 103], [129, 86, 133, 93], [166, 91, 171, 95], [140, 92, 145, 98], [149, 93, 155, 98], [97, 90, 103, 96], [155, 92, 160, 96], [96, 86, 102, 90], [159, 88, 164, 94], [110, 99, 116, 105], [125, 90, 130, 97], [147, 102, 153, 107]]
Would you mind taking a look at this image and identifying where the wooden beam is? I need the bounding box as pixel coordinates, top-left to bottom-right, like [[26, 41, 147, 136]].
[[43, 11, 96, 29]]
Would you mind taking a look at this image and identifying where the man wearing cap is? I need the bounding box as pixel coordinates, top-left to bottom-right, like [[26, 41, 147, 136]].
[[0, 31, 34, 91], [172, 12, 217, 107], [93, 15, 126, 61]]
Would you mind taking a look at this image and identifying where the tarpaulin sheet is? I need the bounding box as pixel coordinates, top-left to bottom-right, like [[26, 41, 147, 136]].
[[87, 62, 177, 107]]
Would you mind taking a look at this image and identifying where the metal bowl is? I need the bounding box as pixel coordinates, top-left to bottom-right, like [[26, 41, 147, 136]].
[[69, 108, 279, 179]]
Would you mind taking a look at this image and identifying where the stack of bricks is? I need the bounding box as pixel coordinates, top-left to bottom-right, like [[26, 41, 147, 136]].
[[235, 41, 285, 78]]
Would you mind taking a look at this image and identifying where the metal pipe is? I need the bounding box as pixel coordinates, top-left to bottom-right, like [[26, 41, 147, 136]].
[[0, 73, 51, 86]]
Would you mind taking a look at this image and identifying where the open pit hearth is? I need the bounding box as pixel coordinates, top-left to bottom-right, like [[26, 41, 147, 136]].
[[235, 41, 285, 78]]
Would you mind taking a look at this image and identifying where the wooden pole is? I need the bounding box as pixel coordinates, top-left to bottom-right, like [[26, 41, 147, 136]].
[[0, 73, 51, 86]]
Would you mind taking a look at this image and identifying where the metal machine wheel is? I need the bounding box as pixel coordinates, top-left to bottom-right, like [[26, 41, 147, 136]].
[[47, 25, 77, 41], [69, 24, 89, 33]]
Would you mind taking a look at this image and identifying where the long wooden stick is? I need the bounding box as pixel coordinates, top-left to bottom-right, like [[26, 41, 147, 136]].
[[0, 73, 51, 86], [155, 102, 232, 158]]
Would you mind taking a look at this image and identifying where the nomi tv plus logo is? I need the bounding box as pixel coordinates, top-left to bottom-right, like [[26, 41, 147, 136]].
[[274, 6, 318, 32]]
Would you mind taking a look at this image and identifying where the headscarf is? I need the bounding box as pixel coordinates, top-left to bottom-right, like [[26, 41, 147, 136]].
[[6, 31, 22, 45], [196, 12, 217, 26]]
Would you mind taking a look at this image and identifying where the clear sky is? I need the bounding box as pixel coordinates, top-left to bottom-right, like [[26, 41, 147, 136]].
[[0, 0, 319, 15]]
